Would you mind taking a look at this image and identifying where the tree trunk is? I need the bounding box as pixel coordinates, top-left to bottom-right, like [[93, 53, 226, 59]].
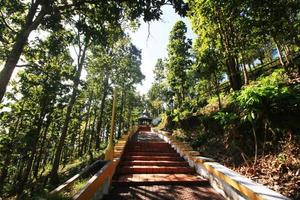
[[69, 119, 82, 160], [32, 111, 53, 179], [88, 106, 98, 151], [274, 40, 287, 70], [242, 63, 249, 85], [117, 91, 125, 139], [95, 77, 109, 149], [50, 40, 88, 184], [16, 102, 48, 199], [0, 107, 24, 193], [283, 45, 291, 65], [80, 97, 92, 156], [0, 2, 46, 102], [259, 57, 264, 66], [213, 72, 222, 109], [226, 55, 242, 90], [248, 63, 253, 72], [215, 10, 242, 91]]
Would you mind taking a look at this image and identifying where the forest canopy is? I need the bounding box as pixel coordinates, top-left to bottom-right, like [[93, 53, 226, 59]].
[[1, 0, 300, 199]]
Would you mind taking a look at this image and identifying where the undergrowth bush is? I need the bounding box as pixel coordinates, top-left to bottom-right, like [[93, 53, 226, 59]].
[[237, 69, 290, 120], [165, 69, 300, 164]]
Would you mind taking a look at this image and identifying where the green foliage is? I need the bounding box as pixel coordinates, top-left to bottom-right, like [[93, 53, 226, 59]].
[[172, 129, 188, 141], [213, 112, 238, 126], [166, 20, 192, 110], [0, 24, 145, 199], [237, 69, 290, 121], [1, 0, 300, 197], [190, 131, 208, 148]]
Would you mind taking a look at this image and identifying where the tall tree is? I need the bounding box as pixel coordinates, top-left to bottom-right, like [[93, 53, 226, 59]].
[[148, 59, 167, 116], [166, 21, 192, 109], [0, 0, 188, 102], [0, 30, 73, 197], [189, 0, 243, 90]]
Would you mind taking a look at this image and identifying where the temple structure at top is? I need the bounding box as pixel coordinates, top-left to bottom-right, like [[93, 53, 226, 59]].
[[137, 111, 152, 126]]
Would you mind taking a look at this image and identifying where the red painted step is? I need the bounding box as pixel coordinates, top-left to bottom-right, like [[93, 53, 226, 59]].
[[122, 155, 183, 161], [130, 142, 171, 147], [113, 173, 209, 186], [126, 148, 175, 153], [119, 166, 195, 174], [104, 131, 226, 200], [112, 130, 210, 190], [125, 152, 178, 157], [120, 160, 189, 167]]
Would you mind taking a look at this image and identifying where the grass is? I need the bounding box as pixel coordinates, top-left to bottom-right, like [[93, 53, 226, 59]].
[[59, 177, 90, 199]]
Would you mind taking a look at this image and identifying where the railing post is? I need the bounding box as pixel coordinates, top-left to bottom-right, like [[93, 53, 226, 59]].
[[105, 88, 117, 160]]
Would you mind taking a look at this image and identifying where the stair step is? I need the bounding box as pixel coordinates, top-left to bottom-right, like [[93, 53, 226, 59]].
[[126, 149, 175, 153], [124, 152, 178, 156], [122, 155, 183, 161], [120, 160, 188, 167], [118, 166, 194, 174], [113, 173, 209, 186], [129, 142, 170, 147], [129, 146, 171, 150], [126, 147, 175, 151]]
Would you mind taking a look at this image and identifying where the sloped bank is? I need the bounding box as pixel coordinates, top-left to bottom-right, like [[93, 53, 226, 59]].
[[154, 129, 291, 200], [160, 69, 300, 199]]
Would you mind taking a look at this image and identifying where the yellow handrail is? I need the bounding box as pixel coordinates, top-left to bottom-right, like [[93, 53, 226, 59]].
[[73, 126, 137, 200]]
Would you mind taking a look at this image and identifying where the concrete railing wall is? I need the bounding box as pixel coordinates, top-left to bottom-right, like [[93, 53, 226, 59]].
[[50, 127, 137, 199], [155, 129, 290, 200]]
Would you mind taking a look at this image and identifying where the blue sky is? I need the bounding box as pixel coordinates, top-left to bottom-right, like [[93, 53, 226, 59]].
[[130, 5, 196, 95]]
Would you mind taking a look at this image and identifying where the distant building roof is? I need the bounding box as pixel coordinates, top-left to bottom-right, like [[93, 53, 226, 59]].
[[138, 112, 152, 120]]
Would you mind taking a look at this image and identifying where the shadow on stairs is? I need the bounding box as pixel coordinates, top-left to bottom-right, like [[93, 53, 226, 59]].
[[103, 131, 225, 200]]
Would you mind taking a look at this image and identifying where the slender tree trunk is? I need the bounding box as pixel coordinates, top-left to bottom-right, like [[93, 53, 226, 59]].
[[226, 55, 242, 90], [14, 159, 25, 190], [77, 127, 83, 157], [95, 78, 109, 149], [0, 112, 24, 192], [39, 151, 49, 180], [117, 91, 125, 139], [50, 39, 89, 184], [0, 2, 46, 102], [126, 104, 132, 130], [68, 116, 82, 160], [88, 106, 98, 151], [248, 63, 253, 72], [215, 10, 241, 91], [80, 97, 92, 155], [33, 112, 53, 179], [242, 63, 249, 85], [283, 45, 291, 65], [16, 103, 48, 199], [213, 72, 222, 109], [251, 123, 258, 166], [274, 39, 287, 70], [259, 57, 264, 65], [258, 50, 264, 65], [105, 123, 110, 144]]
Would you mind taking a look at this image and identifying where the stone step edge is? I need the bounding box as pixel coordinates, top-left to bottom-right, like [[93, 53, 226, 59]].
[[119, 161, 188, 166], [112, 173, 209, 186], [119, 166, 192, 169], [112, 180, 210, 186], [118, 166, 194, 173], [154, 129, 291, 200]]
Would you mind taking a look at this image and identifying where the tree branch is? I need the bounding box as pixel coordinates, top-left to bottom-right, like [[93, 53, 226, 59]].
[[0, 11, 17, 34], [16, 64, 33, 68]]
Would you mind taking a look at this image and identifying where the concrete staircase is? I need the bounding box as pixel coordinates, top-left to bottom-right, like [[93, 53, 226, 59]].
[[103, 130, 225, 199], [113, 131, 208, 186]]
